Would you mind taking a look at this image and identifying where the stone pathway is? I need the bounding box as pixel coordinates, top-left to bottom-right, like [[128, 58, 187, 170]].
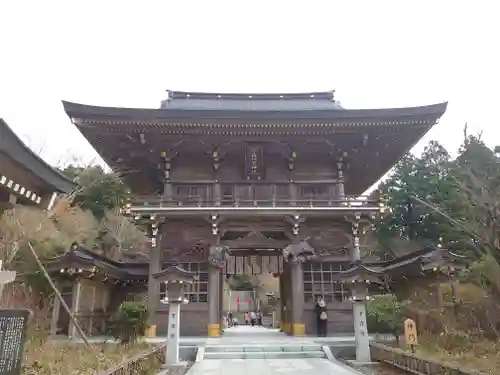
[[187, 358, 361, 375], [185, 326, 363, 375]]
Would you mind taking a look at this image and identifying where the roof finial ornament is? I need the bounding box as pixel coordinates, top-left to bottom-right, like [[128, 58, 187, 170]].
[[160, 90, 174, 108]]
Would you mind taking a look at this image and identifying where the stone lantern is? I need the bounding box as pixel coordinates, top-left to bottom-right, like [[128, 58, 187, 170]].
[[332, 265, 385, 363], [153, 265, 197, 367]]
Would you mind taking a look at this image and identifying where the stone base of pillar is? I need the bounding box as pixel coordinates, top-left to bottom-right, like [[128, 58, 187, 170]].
[[291, 323, 305, 336], [167, 303, 181, 365], [353, 302, 371, 362], [207, 323, 220, 337]]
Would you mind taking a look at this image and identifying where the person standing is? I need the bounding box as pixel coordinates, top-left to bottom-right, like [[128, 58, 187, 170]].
[[228, 311, 233, 327], [250, 311, 256, 326], [314, 297, 328, 337], [244, 311, 249, 325], [256, 310, 262, 326]]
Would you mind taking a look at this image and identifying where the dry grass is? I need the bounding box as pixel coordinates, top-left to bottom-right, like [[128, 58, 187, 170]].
[[399, 335, 500, 375], [22, 339, 154, 375]]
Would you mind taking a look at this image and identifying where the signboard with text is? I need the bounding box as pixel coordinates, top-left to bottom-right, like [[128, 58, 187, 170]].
[[404, 318, 418, 352], [245, 146, 264, 180], [0, 309, 29, 375]]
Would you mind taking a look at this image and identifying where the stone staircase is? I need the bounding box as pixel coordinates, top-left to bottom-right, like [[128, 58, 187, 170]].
[[202, 343, 327, 360]]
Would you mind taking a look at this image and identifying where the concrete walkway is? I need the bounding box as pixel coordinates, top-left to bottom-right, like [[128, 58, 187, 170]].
[[188, 358, 363, 375], [186, 326, 363, 375]]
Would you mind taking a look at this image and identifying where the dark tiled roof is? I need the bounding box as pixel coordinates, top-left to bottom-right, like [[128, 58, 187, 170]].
[[62, 100, 447, 121], [160, 91, 345, 111], [46, 245, 149, 280], [152, 265, 197, 283], [0, 119, 76, 193], [61, 92, 447, 196], [332, 246, 461, 283]]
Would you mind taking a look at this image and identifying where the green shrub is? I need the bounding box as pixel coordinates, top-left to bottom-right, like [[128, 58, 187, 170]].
[[366, 294, 404, 335], [111, 301, 149, 344]]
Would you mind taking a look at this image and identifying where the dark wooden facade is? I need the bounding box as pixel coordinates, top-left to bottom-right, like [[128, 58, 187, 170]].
[[61, 91, 447, 336], [47, 244, 459, 337], [0, 118, 76, 211]]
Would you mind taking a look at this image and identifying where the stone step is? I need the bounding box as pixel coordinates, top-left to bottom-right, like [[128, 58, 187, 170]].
[[204, 344, 323, 353], [203, 351, 326, 360]]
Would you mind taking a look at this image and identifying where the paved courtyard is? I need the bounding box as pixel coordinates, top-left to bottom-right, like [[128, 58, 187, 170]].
[[185, 326, 363, 375]]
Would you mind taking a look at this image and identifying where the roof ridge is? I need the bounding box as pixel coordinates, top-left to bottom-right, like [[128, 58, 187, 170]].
[[167, 90, 335, 101]]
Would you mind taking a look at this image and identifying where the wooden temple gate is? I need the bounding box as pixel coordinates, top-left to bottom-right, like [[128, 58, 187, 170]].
[[60, 90, 448, 346]]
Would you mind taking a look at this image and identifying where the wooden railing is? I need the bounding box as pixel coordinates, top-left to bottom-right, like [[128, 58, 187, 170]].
[[370, 342, 488, 375], [96, 344, 166, 375], [131, 182, 378, 208]]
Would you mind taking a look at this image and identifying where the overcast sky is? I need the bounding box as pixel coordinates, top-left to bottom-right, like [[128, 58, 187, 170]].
[[1, 1, 498, 170]]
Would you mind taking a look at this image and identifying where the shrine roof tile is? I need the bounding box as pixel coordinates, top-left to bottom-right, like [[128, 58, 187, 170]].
[[62, 100, 447, 122], [0, 119, 76, 193]]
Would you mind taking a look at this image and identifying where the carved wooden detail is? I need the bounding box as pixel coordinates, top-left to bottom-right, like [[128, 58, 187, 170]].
[[161, 224, 212, 262], [208, 245, 230, 268], [307, 227, 352, 257], [283, 240, 316, 263], [222, 231, 287, 249]]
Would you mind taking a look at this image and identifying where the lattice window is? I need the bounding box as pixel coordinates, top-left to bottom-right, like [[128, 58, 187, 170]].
[[303, 262, 348, 303], [176, 185, 211, 201], [299, 185, 328, 198], [158, 262, 208, 303]]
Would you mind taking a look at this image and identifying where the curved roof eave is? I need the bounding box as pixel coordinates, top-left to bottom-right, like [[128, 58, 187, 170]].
[[62, 100, 448, 122], [0, 119, 77, 193]]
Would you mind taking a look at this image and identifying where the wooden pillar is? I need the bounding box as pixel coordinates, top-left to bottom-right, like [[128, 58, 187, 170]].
[[290, 261, 305, 336], [208, 262, 220, 336], [288, 183, 297, 206], [162, 154, 173, 202], [336, 161, 345, 201], [88, 284, 96, 334], [50, 282, 62, 339], [279, 272, 285, 331], [207, 225, 221, 336], [282, 264, 292, 334], [68, 279, 82, 340], [214, 183, 221, 206]]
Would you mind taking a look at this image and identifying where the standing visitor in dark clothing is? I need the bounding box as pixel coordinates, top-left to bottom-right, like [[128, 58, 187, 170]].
[[314, 297, 328, 337], [257, 310, 262, 326]]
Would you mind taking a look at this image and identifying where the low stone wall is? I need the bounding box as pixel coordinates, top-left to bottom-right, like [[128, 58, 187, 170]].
[[370, 342, 488, 375], [96, 344, 165, 375]]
